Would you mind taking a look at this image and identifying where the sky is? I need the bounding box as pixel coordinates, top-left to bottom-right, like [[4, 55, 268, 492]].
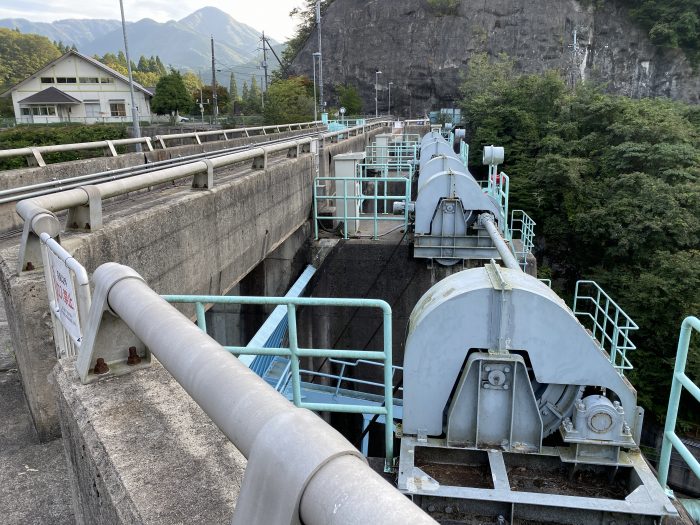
[[0, 0, 304, 41]]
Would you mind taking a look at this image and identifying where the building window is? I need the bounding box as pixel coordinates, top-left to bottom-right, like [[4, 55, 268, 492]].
[[79, 77, 100, 84], [110, 102, 126, 117], [40, 77, 54, 83], [30, 106, 57, 116], [20, 107, 31, 116], [56, 77, 77, 84], [100, 77, 115, 84]]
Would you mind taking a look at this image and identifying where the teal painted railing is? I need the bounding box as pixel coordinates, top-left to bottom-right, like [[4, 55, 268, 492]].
[[658, 316, 700, 494], [484, 170, 510, 238], [365, 143, 419, 168], [510, 209, 536, 271], [573, 281, 638, 374], [313, 176, 411, 240], [459, 141, 469, 167], [161, 294, 396, 471]]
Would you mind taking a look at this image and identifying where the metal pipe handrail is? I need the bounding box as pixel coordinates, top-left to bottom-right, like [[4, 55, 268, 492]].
[[0, 120, 328, 166], [154, 120, 325, 145], [163, 293, 395, 470], [0, 136, 154, 161], [658, 316, 700, 493], [0, 130, 325, 205], [90, 263, 434, 524], [17, 121, 387, 228]]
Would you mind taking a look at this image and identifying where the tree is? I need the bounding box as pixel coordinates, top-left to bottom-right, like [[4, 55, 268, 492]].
[[229, 73, 239, 100], [182, 72, 203, 96], [263, 76, 314, 124], [241, 81, 250, 112], [0, 28, 61, 90], [459, 56, 700, 423], [336, 84, 362, 115], [194, 85, 230, 116], [246, 76, 263, 114], [150, 70, 193, 122]]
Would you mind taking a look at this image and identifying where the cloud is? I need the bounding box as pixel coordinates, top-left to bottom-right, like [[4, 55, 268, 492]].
[[0, 0, 303, 40]]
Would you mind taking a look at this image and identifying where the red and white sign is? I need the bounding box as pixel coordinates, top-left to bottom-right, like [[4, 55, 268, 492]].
[[47, 250, 82, 342]]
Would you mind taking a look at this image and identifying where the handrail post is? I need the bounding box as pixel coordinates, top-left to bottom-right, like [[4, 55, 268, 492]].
[[195, 302, 207, 332], [383, 305, 394, 471], [287, 304, 302, 406]]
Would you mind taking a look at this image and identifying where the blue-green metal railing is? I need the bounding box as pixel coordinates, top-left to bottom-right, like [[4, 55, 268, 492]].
[[658, 316, 700, 494], [459, 141, 469, 167], [162, 294, 396, 471], [365, 143, 418, 169], [573, 281, 638, 374], [510, 209, 536, 271], [313, 176, 411, 240], [484, 170, 510, 238]]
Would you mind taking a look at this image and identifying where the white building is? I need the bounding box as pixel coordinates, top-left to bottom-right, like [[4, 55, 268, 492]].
[[1, 50, 153, 124]]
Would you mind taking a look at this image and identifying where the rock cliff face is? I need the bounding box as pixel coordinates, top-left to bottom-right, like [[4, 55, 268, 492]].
[[290, 0, 700, 116]]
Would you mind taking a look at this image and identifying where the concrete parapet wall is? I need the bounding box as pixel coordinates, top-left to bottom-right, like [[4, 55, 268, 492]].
[[54, 358, 245, 524], [0, 128, 325, 233], [0, 127, 385, 439]]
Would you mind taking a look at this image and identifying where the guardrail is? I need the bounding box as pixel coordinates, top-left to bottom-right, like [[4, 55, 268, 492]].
[[658, 316, 700, 495], [162, 293, 396, 471], [0, 120, 325, 168], [0, 137, 155, 167], [153, 120, 324, 149], [573, 281, 638, 374], [484, 170, 510, 237], [313, 176, 411, 240], [16, 121, 388, 273], [71, 262, 434, 524], [510, 209, 536, 271]]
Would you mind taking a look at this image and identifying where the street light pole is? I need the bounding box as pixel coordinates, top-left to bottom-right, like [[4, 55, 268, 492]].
[[118, 0, 141, 151], [375, 70, 382, 118], [316, 1, 324, 115], [388, 81, 393, 117], [312, 52, 321, 122]]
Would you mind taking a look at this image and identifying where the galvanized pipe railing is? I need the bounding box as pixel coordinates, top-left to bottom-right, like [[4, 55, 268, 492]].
[[84, 263, 435, 524], [0, 120, 326, 167], [0, 137, 155, 167], [16, 121, 388, 272], [154, 120, 324, 148]]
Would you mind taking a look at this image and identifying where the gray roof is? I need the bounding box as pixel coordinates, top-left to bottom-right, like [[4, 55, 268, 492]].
[[1, 50, 154, 98], [18, 87, 81, 105]]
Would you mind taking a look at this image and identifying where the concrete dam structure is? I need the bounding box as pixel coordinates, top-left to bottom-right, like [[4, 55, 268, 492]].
[[0, 119, 697, 524]]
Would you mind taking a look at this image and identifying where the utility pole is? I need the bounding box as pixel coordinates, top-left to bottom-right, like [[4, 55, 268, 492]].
[[260, 75, 265, 110], [316, 1, 324, 115], [262, 31, 269, 93], [211, 35, 218, 123], [118, 0, 141, 151]]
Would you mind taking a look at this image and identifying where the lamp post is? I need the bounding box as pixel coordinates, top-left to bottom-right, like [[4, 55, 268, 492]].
[[118, 0, 141, 151], [375, 70, 382, 118], [388, 81, 394, 117], [312, 52, 321, 122]]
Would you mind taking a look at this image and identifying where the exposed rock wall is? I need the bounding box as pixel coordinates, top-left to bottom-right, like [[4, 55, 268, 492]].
[[290, 0, 699, 116]]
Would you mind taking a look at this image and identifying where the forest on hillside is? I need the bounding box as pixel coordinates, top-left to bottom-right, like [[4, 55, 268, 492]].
[[461, 54, 700, 427]]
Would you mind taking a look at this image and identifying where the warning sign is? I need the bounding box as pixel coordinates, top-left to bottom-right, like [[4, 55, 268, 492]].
[[47, 250, 82, 342]]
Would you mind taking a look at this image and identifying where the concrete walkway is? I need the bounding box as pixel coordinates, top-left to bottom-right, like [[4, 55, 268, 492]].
[[0, 298, 74, 524]]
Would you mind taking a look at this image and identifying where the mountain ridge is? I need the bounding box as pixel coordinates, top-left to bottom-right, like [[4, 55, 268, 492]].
[[0, 7, 279, 73]]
